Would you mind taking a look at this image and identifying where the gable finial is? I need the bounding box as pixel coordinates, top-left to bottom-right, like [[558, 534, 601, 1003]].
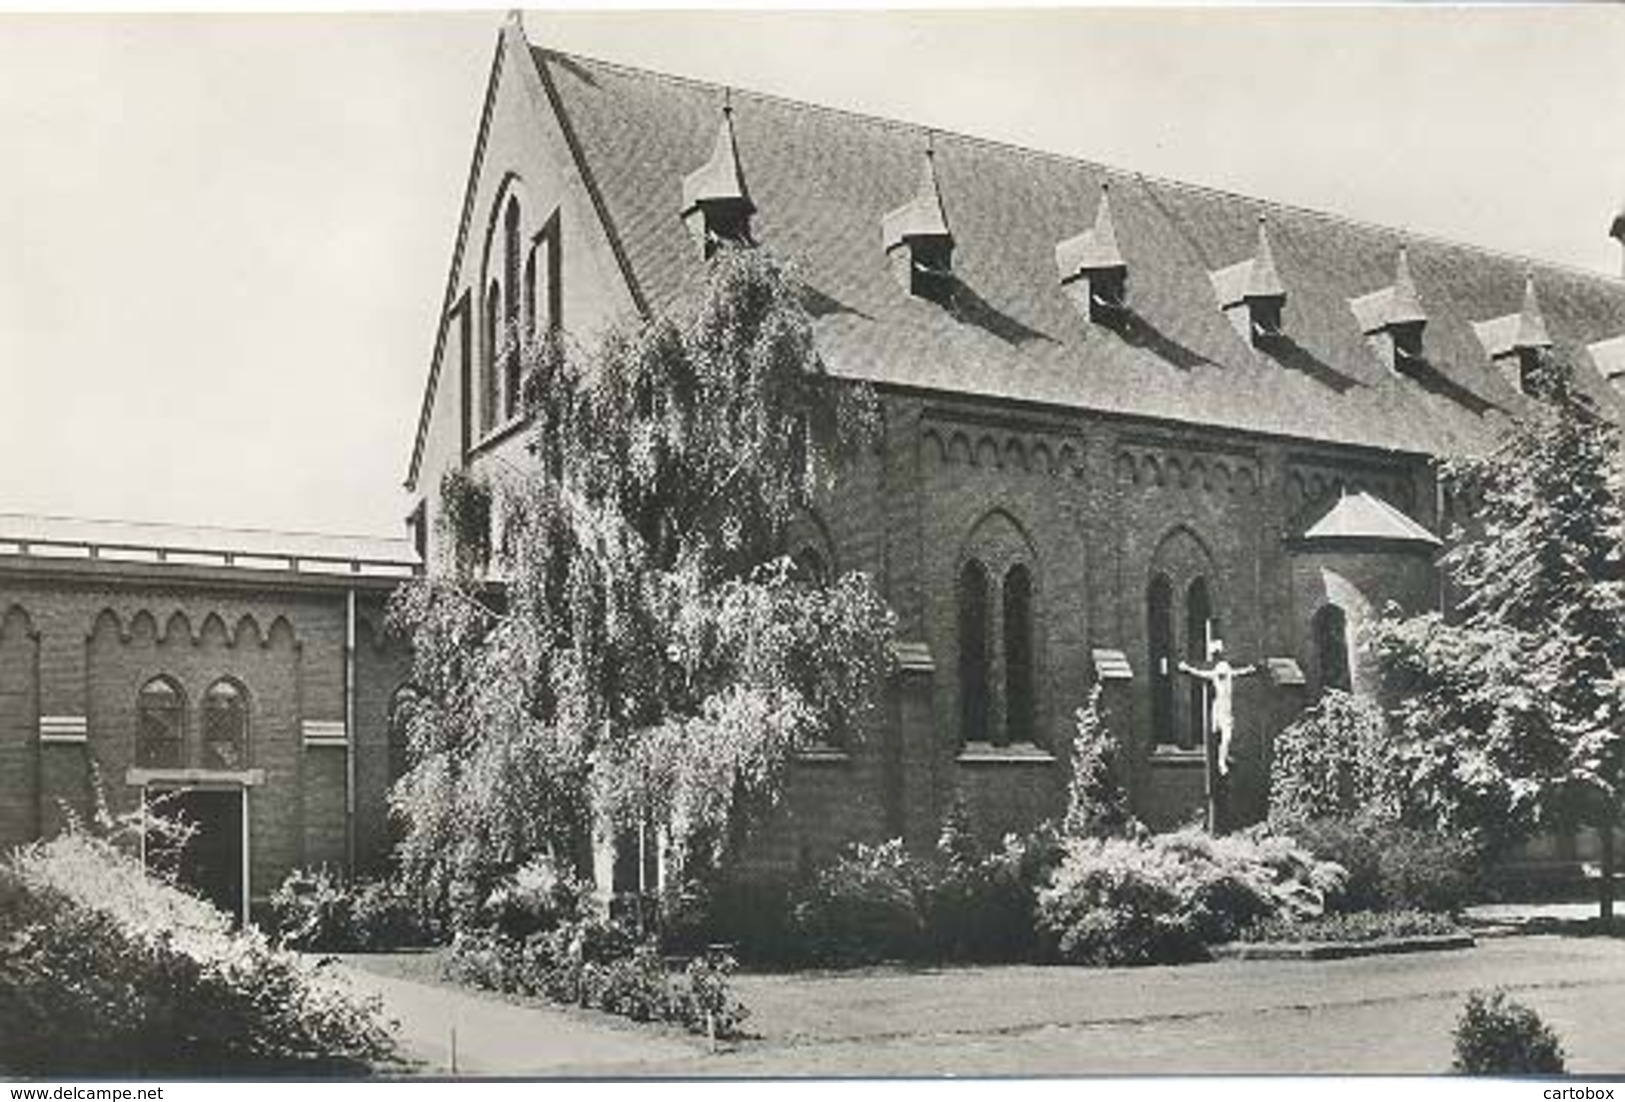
[[506, 8, 525, 34]]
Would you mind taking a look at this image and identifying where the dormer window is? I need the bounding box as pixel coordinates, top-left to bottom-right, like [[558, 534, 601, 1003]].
[[1350, 244, 1428, 374], [1471, 272, 1552, 397], [882, 144, 955, 303], [1056, 181, 1128, 324], [1210, 215, 1287, 347], [681, 102, 755, 258]]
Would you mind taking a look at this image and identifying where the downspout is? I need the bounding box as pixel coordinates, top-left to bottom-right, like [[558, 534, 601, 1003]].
[[345, 588, 357, 874]]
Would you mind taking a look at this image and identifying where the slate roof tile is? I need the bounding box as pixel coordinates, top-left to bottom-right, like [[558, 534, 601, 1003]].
[[534, 46, 1625, 459]]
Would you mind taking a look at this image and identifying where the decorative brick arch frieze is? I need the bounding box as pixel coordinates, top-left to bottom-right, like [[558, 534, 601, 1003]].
[[85, 607, 295, 650], [1115, 441, 1260, 497], [921, 421, 1086, 480], [1284, 455, 1419, 527]]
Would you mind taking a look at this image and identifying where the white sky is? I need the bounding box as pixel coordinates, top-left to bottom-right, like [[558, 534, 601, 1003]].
[[3, 7, 1624, 540]]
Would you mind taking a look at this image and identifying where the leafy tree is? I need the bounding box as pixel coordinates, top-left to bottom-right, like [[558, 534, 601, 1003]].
[[388, 248, 895, 923], [1371, 351, 1625, 922]]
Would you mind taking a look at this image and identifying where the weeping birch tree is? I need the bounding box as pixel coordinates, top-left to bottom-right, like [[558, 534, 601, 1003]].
[[386, 249, 895, 922]]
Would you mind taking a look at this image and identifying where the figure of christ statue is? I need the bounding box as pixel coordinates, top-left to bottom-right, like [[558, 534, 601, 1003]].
[[1178, 639, 1256, 776]]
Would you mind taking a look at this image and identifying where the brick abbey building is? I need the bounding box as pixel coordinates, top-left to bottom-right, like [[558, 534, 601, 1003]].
[[8, 15, 1625, 914]]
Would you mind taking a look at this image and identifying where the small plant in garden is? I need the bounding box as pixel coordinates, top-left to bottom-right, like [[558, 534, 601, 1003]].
[[1452, 989, 1566, 1075], [1065, 684, 1133, 839]]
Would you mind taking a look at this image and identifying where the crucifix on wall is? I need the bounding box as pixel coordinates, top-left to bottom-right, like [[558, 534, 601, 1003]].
[[1179, 635, 1256, 832]]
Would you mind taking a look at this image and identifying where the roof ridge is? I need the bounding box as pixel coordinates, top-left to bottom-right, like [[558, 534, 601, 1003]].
[[0, 511, 408, 545], [540, 45, 1625, 291]]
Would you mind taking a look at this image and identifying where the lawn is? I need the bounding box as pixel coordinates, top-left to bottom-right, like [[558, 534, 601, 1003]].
[[339, 934, 1625, 1075]]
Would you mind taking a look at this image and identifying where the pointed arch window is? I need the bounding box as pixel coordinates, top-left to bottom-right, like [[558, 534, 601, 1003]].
[[1148, 574, 1175, 749], [1313, 604, 1352, 694], [482, 282, 502, 434], [201, 679, 248, 769], [502, 197, 523, 421], [136, 676, 185, 768], [1002, 565, 1035, 748], [958, 559, 991, 744], [1184, 578, 1213, 751]]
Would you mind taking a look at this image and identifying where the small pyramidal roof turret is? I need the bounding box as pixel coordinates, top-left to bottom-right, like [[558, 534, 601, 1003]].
[[1245, 216, 1285, 301], [682, 99, 754, 218], [1211, 214, 1286, 306], [1056, 181, 1126, 281], [1513, 271, 1553, 351], [1351, 242, 1428, 335], [1472, 270, 1553, 364], [882, 143, 952, 251], [1387, 245, 1428, 327]]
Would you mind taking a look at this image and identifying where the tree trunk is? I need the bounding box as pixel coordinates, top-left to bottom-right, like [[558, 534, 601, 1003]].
[[1601, 823, 1616, 930]]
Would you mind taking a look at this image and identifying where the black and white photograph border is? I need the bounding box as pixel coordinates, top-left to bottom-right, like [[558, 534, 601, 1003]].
[[3, 2, 1625, 1084]]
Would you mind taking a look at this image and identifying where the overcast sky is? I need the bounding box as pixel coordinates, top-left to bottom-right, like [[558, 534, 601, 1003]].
[[3, 7, 1624, 541]]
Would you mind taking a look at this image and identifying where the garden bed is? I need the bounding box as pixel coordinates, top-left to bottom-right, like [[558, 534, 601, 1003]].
[[1215, 932, 1475, 961]]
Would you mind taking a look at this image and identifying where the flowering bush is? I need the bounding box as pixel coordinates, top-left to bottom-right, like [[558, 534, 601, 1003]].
[[788, 839, 929, 965], [1269, 690, 1400, 829], [1036, 827, 1345, 965], [270, 867, 441, 952], [0, 828, 395, 1075], [1238, 908, 1460, 944], [443, 915, 748, 1039]]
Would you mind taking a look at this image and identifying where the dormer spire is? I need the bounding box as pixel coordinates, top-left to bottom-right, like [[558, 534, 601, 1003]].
[[882, 142, 955, 301], [681, 98, 755, 256], [1388, 244, 1428, 327], [1245, 215, 1285, 301], [1513, 271, 1552, 352], [882, 144, 952, 249], [1209, 213, 1286, 344], [1349, 242, 1428, 372], [1056, 181, 1129, 322]]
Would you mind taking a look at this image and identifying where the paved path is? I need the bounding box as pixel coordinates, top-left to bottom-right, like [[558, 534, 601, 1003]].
[[342, 936, 1625, 1077], [337, 963, 711, 1076]]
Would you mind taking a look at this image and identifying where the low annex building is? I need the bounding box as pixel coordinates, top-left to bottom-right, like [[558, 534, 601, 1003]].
[[0, 515, 415, 921]]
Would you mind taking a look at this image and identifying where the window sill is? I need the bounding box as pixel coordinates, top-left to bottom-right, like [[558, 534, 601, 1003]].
[[1150, 745, 1206, 765], [796, 747, 851, 763], [470, 412, 531, 457], [127, 767, 266, 788], [957, 743, 1056, 765]]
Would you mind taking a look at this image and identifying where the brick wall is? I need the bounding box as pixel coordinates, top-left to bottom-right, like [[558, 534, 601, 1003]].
[[0, 567, 404, 904]]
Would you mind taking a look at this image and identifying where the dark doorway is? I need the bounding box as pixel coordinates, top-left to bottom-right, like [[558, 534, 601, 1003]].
[[147, 788, 244, 925]]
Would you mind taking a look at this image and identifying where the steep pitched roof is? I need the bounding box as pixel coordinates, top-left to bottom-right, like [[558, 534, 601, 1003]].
[[531, 46, 1625, 459]]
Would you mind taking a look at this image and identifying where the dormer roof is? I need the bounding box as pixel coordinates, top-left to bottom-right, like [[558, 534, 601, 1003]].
[[1350, 245, 1428, 334], [681, 104, 754, 216], [1472, 272, 1553, 359], [1299, 489, 1441, 549], [1589, 334, 1625, 387], [882, 147, 952, 251], [1211, 215, 1285, 307], [1056, 182, 1125, 280]]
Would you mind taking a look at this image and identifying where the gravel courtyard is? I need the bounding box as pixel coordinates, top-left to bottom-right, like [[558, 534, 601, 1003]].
[[345, 933, 1625, 1077]]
